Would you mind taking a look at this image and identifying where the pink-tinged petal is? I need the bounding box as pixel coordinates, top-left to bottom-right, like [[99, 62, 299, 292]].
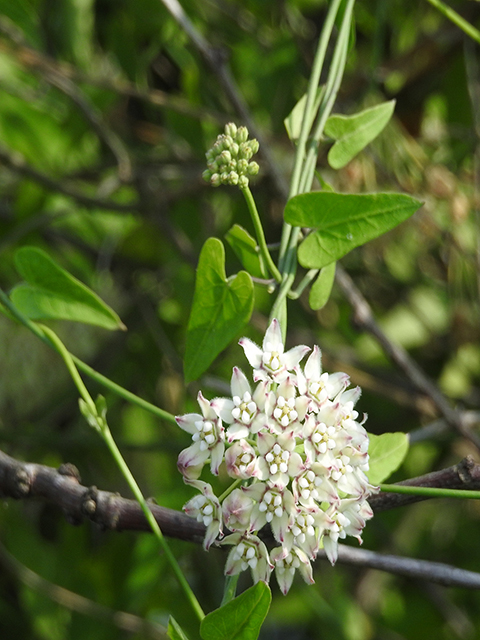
[[196, 390, 212, 417], [238, 337, 263, 369], [252, 380, 269, 410], [175, 413, 203, 434], [230, 367, 251, 398], [283, 345, 310, 370], [211, 397, 235, 423], [257, 430, 276, 455], [242, 482, 268, 502], [323, 534, 339, 565], [204, 520, 223, 550], [226, 423, 250, 442], [271, 510, 291, 543], [250, 413, 268, 435], [295, 395, 309, 421], [262, 318, 283, 351], [177, 443, 209, 477], [210, 442, 225, 475], [288, 452, 304, 477], [304, 345, 322, 380], [339, 386, 361, 406]]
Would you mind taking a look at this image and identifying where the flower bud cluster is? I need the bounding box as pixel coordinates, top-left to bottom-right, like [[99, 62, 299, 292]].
[[202, 122, 259, 189], [176, 319, 377, 595]]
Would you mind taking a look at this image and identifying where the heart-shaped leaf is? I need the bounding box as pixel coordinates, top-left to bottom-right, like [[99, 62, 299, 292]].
[[225, 224, 267, 279], [284, 191, 422, 269], [325, 100, 396, 169], [309, 262, 336, 310], [200, 581, 271, 640], [367, 432, 409, 485], [184, 238, 254, 383], [11, 246, 125, 330]]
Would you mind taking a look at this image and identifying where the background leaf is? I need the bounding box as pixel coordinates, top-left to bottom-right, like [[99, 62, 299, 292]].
[[11, 247, 125, 330], [367, 432, 410, 485], [284, 87, 324, 141], [225, 224, 267, 279], [325, 100, 396, 169], [284, 192, 422, 269], [168, 616, 190, 640], [200, 582, 271, 640], [309, 262, 336, 310], [184, 237, 254, 383]]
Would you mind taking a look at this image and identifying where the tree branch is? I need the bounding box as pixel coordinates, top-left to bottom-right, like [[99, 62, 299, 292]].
[[2, 448, 480, 589]]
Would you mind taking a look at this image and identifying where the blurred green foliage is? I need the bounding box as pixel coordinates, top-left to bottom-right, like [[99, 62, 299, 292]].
[[1, 1, 480, 639]]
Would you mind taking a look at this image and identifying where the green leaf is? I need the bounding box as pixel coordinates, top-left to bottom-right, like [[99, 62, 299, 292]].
[[184, 238, 254, 383], [284, 191, 422, 269], [168, 616, 190, 640], [225, 224, 267, 279], [11, 247, 125, 330], [325, 100, 396, 169], [284, 87, 324, 142], [309, 262, 336, 310], [200, 582, 271, 640], [367, 432, 410, 485]]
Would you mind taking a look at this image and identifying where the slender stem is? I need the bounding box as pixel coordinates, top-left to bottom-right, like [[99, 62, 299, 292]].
[[279, 0, 342, 270], [241, 185, 282, 283], [288, 269, 319, 299], [101, 426, 205, 622], [425, 0, 480, 45], [0, 289, 177, 425], [218, 478, 243, 503], [221, 574, 239, 606], [380, 483, 480, 500]]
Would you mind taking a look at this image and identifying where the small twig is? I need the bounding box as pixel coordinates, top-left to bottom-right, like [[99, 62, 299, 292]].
[[334, 264, 480, 451], [0, 145, 139, 212], [0, 542, 167, 639]]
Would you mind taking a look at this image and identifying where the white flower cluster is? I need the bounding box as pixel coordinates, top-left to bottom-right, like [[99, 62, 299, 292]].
[[176, 320, 377, 595], [202, 122, 259, 189]]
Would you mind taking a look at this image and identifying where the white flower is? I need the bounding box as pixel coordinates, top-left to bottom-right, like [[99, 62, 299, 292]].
[[297, 346, 349, 409], [239, 319, 309, 383], [265, 377, 309, 435], [211, 368, 268, 443], [222, 533, 273, 584], [183, 481, 223, 550], [222, 488, 255, 532], [225, 439, 259, 479], [270, 545, 314, 595], [243, 482, 295, 543], [256, 431, 304, 489], [176, 391, 225, 479]]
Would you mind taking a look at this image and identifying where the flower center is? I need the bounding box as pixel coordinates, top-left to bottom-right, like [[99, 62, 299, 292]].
[[291, 512, 316, 544], [311, 423, 336, 454], [258, 490, 284, 523], [331, 455, 353, 482], [262, 341, 284, 372], [236, 451, 255, 474], [264, 443, 290, 476], [231, 392, 257, 424], [273, 396, 298, 428], [192, 419, 217, 451], [297, 469, 323, 501], [233, 541, 258, 570]]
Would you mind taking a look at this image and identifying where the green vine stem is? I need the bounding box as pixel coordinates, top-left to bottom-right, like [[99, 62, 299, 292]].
[[241, 184, 282, 283], [0, 289, 177, 426], [425, 0, 480, 45], [380, 483, 480, 500], [35, 322, 206, 622]]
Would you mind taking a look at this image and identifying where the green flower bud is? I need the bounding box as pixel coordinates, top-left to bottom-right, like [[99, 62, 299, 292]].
[[247, 161, 259, 176], [249, 139, 259, 155], [225, 122, 238, 138], [230, 142, 239, 158], [238, 142, 253, 160], [227, 171, 239, 185], [238, 175, 249, 189], [237, 159, 248, 174], [220, 150, 232, 164], [202, 169, 212, 183], [211, 173, 222, 187], [236, 126, 249, 143]]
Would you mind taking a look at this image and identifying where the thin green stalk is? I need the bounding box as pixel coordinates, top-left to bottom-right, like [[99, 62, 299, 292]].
[[0, 288, 177, 425], [241, 185, 282, 283], [221, 574, 239, 606], [218, 478, 243, 503], [279, 0, 342, 270], [101, 426, 205, 622], [33, 322, 205, 622], [288, 269, 319, 299], [380, 483, 480, 500], [425, 0, 480, 45]]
